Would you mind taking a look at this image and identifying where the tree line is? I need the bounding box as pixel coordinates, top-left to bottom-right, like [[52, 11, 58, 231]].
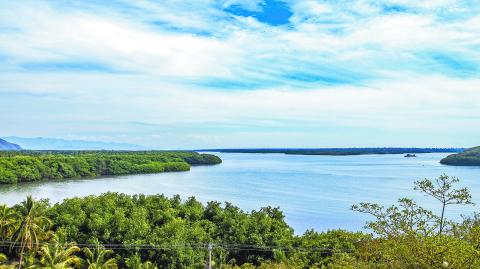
[[0, 151, 222, 184], [0, 174, 479, 268], [441, 146, 480, 166], [209, 148, 463, 156]]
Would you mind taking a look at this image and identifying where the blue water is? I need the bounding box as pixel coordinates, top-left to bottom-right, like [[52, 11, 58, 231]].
[[0, 153, 479, 234]]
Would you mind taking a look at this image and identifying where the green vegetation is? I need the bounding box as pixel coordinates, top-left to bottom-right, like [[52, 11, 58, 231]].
[[441, 146, 480, 166], [0, 174, 479, 268], [206, 148, 462, 156], [0, 151, 221, 184]]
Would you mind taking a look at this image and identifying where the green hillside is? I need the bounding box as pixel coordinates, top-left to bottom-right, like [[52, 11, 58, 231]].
[[440, 146, 480, 166]]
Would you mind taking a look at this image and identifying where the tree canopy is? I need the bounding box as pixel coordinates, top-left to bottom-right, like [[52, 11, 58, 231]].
[[0, 151, 221, 184], [440, 146, 480, 166], [0, 174, 479, 268]]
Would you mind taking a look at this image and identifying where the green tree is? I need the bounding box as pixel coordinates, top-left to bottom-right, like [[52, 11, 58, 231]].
[[414, 174, 473, 235], [32, 239, 80, 269], [0, 205, 18, 240], [352, 198, 437, 237], [12, 196, 51, 268], [125, 254, 158, 269], [352, 175, 479, 268], [0, 151, 220, 184], [82, 240, 117, 269]]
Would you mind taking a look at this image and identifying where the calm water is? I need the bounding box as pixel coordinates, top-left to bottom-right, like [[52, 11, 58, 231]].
[[1, 153, 479, 234]]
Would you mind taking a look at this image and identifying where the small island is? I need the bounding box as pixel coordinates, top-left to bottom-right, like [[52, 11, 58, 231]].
[[440, 146, 480, 166], [404, 154, 416, 157], [0, 151, 222, 184]]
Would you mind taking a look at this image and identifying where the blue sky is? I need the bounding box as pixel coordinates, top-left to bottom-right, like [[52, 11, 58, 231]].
[[1, 0, 480, 148]]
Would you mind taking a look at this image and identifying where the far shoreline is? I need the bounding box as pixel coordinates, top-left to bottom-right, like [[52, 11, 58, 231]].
[[198, 147, 463, 156]]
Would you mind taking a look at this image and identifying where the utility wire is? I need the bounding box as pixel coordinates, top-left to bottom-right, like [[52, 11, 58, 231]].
[[0, 241, 354, 253]]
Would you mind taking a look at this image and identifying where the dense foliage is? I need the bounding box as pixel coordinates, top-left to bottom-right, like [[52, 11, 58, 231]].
[[0, 174, 479, 268], [207, 148, 462, 155], [440, 146, 480, 166], [0, 193, 370, 269], [0, 151, 221, 184]]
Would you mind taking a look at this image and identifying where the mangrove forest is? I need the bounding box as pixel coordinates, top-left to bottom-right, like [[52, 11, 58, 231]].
[[441, 146, 480, 166], [0, 174, 479, 268], [0, 151, 221, 184]]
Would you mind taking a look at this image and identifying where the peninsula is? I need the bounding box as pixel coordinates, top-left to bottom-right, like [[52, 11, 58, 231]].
[[440, 146, 480, 166], [0, 151, 221, 184]]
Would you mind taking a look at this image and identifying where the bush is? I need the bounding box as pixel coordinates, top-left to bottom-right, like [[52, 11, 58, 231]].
[[0, 167, 17, 184]]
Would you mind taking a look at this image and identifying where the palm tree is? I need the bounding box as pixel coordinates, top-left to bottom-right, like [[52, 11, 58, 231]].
[[82, 240, 117, 269], [0, 204, 18, 240], [32, 239, 80, 269], [12, 196, 51, 269], [125, 254, 157, 269], [139, 261, 157, 269]]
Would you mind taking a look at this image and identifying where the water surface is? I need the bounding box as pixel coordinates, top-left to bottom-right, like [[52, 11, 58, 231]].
[[1, 153, 479, 233]]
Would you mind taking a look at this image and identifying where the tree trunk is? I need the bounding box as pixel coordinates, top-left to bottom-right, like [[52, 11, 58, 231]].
[[439, 202, 446, 235], [17, 243, 25, 269]]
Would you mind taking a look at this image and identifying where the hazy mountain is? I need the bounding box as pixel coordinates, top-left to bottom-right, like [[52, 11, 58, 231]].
[[0, 138, 22, 150], [3, 136, 148, 150]]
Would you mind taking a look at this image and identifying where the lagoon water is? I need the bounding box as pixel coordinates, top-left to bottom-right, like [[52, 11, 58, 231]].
[[1, 152, 479, 234]]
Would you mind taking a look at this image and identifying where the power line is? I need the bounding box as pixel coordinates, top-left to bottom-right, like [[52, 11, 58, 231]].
[[0, 241, 355, 253]]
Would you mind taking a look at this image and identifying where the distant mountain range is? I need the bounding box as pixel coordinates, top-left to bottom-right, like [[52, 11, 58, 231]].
[[2, 136, 148, 150], [0, 138, 22, 150]]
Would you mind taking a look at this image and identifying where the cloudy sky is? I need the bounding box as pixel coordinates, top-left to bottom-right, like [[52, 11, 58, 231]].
[[1, 0, 479, 149]]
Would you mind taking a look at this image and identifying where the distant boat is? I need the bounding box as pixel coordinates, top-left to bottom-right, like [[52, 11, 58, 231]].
[[404, 154, 417, 157]]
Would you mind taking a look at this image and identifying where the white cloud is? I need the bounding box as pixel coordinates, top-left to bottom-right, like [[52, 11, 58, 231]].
[[379, 0, 456, 9], [2, 1, 479, 80], [1, 0, 480, 147], [0, 2, 241, 77]]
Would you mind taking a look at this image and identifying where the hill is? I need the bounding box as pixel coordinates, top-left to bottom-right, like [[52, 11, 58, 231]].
[[0, 138, 21, 150], [3, 136, 147, 150], [440, 146, 480, 166]]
